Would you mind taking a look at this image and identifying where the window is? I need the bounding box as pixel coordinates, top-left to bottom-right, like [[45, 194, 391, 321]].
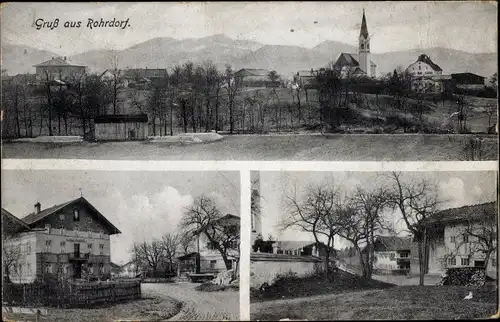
[[74, 228, 79, 236], [27, 263, 32, 275], [461, 258, 470, 266], [389, 253, 395, 260], [88, 263, 94, 274], [99, 231, 103, 239], [447, 257, 456, 266], [45, 240, 52, 253], [367, 43, 369, 50], [99, 244, 104, 255], [450, 236, 456, 243], [60, 241, 66, 253], [463, 234, 469, 243], [400, 252, 409, 258], [361, 43, 364, 49], [209, 260, 217, 269], [99, 263, 104, 273], [73, 209, 80, 221], [419, 65, 421, 70], [26, 242, 32, 253], [44, 263, 52, 273], [59, 214, 65, 221], [45, 224, 51, 233]]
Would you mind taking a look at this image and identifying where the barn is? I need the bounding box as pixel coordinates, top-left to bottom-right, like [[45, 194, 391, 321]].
[[94, 114, 148, 141]]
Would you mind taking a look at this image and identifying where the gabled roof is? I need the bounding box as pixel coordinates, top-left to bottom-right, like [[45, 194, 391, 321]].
[[94, 114, 148, 124], [177, 252, 199, 260], [333, 53, 376, 69], [21, 197, 121, 235], [34, 57, 86, 68], [235, 68, 271, 77], [420, 201, 497, 226], [375, 236, 412, 251], [414, 54, 442, 72], [2, 208, 31, 236]]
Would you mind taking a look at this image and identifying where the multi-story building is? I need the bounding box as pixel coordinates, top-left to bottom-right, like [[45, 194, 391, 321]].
[[369, 236, 412, 273], [405, 54, 449, 93], [34, 56, 87, 82], [420, 201, 497, 278], [2, 197, 121, 283]]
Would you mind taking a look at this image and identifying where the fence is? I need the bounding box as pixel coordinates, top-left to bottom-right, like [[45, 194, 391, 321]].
[[3, 280, 141, 308]]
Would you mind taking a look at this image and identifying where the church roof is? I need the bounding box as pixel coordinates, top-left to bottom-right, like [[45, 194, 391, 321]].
[[360, 9, 369, 39], [332, 53, 376, 68]]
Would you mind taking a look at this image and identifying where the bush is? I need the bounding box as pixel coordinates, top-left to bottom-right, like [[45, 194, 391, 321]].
[[272, 270, 298, 285], [195, 281, 238, 292]]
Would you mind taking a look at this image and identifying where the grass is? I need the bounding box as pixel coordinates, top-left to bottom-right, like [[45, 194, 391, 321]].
[[251, 283, 498, 321], [251, 270, 395, 303], [3, 134, 498, 161], [2, 296, 182, 322], [195, 281, 239, 292]]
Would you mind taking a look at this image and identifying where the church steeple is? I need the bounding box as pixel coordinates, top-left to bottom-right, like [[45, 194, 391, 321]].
[[360, 9, 369, 39], [358, 9, 371, 76]]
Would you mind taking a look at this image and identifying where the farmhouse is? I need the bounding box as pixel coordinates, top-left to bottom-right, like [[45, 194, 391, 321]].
[[2, 197, 121, 283], [405, 54, 448, 93], [451, 72, 486, 90], [368, 236, 412, 274], [94, 114, 149, 141], [419, 201, 497, 278], [34, 56, 87, 82], [178, 214, 240, 277], [234, 68, 278, 88], [332, 10, 377, 78], [119, 260, 142, 278]]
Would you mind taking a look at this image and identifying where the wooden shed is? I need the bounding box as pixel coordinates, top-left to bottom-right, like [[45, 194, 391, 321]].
[[94, 114, 148, 141]]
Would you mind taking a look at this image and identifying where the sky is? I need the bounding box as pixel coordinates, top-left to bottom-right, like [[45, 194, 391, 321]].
[[1, 2, 497, 55], [256, 171, 497, 249], [2, 170, 240, 265]]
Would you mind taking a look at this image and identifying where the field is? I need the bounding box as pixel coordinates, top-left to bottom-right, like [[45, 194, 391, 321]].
[[251, 284, 498, 320], [3, 134, 497, 161]]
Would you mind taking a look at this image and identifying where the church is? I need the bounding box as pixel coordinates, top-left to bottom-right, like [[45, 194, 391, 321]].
[[331, 10, 377, 78]]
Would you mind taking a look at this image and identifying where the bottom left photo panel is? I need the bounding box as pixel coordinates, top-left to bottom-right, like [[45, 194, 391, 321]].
[[1, 169, 241, 321]]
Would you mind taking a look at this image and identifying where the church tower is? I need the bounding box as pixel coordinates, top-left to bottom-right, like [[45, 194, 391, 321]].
[[358, 9, 371, 76]]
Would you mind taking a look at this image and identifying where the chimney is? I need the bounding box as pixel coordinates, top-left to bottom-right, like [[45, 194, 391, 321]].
[[34, 202, 41, 214]]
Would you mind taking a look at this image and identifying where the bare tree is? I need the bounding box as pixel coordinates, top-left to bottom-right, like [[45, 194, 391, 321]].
[[161, 233, 181, 274], [338, 187, 392, 278], [105, 51, 125, 114], [282, 183, 343, 279], [181, 195, 240, 270], [179, 231, 196, 255], [386, 172, 441, 286], [132, 240, 164, 277], [223, 64, 242, 134], [2, 237, 22, 283]]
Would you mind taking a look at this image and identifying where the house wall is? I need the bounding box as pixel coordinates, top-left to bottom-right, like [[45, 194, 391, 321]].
[[4, 232, 38, 283], [250, 253, 322, 288], [407, 61, 443, 93], [94, 122, 148, 141], [197, 233, 239, 273], [427, 222, 497, 277]]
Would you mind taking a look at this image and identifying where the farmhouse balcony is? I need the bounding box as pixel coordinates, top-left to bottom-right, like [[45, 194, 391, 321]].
[[69, 252, 90, 261]]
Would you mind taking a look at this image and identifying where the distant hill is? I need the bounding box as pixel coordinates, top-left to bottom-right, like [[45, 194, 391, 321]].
[[2, 36, 497, 80], [1, 44, 60, 75]]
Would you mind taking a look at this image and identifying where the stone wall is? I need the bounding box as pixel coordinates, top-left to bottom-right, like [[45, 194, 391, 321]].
[[250, 253, 322, 288]]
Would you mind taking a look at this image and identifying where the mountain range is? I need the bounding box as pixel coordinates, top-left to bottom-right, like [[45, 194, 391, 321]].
[[1, 34, 496, 79]]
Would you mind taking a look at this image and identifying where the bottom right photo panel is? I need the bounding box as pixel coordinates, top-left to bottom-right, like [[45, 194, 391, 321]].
[[249, 170, 498, 321]]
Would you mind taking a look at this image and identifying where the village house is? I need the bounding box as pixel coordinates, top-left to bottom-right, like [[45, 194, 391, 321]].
[[178, 214, 240, 277], [93, 114, 149, 141], [2, 197, 121, 283], [234, 68, 278, 88], [118, 260, 142, 278], [405, 54, 451, 93], [368, 236, 412, 274], [451, 72, 486, 90], [34, 56, 87, 82], [419, 201, 497, 278], [331, 10, 377, 78]]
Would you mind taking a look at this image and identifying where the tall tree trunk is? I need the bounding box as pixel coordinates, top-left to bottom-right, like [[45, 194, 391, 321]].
[[215, 91, 220, 133]]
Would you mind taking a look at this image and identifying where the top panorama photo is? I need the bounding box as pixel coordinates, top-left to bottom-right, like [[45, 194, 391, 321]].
[[1, 2, 498, 161]]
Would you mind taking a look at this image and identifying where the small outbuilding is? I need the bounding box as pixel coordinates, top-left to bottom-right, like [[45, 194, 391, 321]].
[[94, 114, 148, 141]]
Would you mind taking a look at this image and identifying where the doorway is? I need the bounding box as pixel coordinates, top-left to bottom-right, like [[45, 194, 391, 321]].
[[129, 129, 136, 139]]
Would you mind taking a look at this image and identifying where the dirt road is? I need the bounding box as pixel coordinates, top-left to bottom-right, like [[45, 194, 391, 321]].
[[142, 283, 239, 321]]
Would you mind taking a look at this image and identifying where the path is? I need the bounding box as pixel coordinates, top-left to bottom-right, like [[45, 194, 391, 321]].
[[142, 282, 239, 321]]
